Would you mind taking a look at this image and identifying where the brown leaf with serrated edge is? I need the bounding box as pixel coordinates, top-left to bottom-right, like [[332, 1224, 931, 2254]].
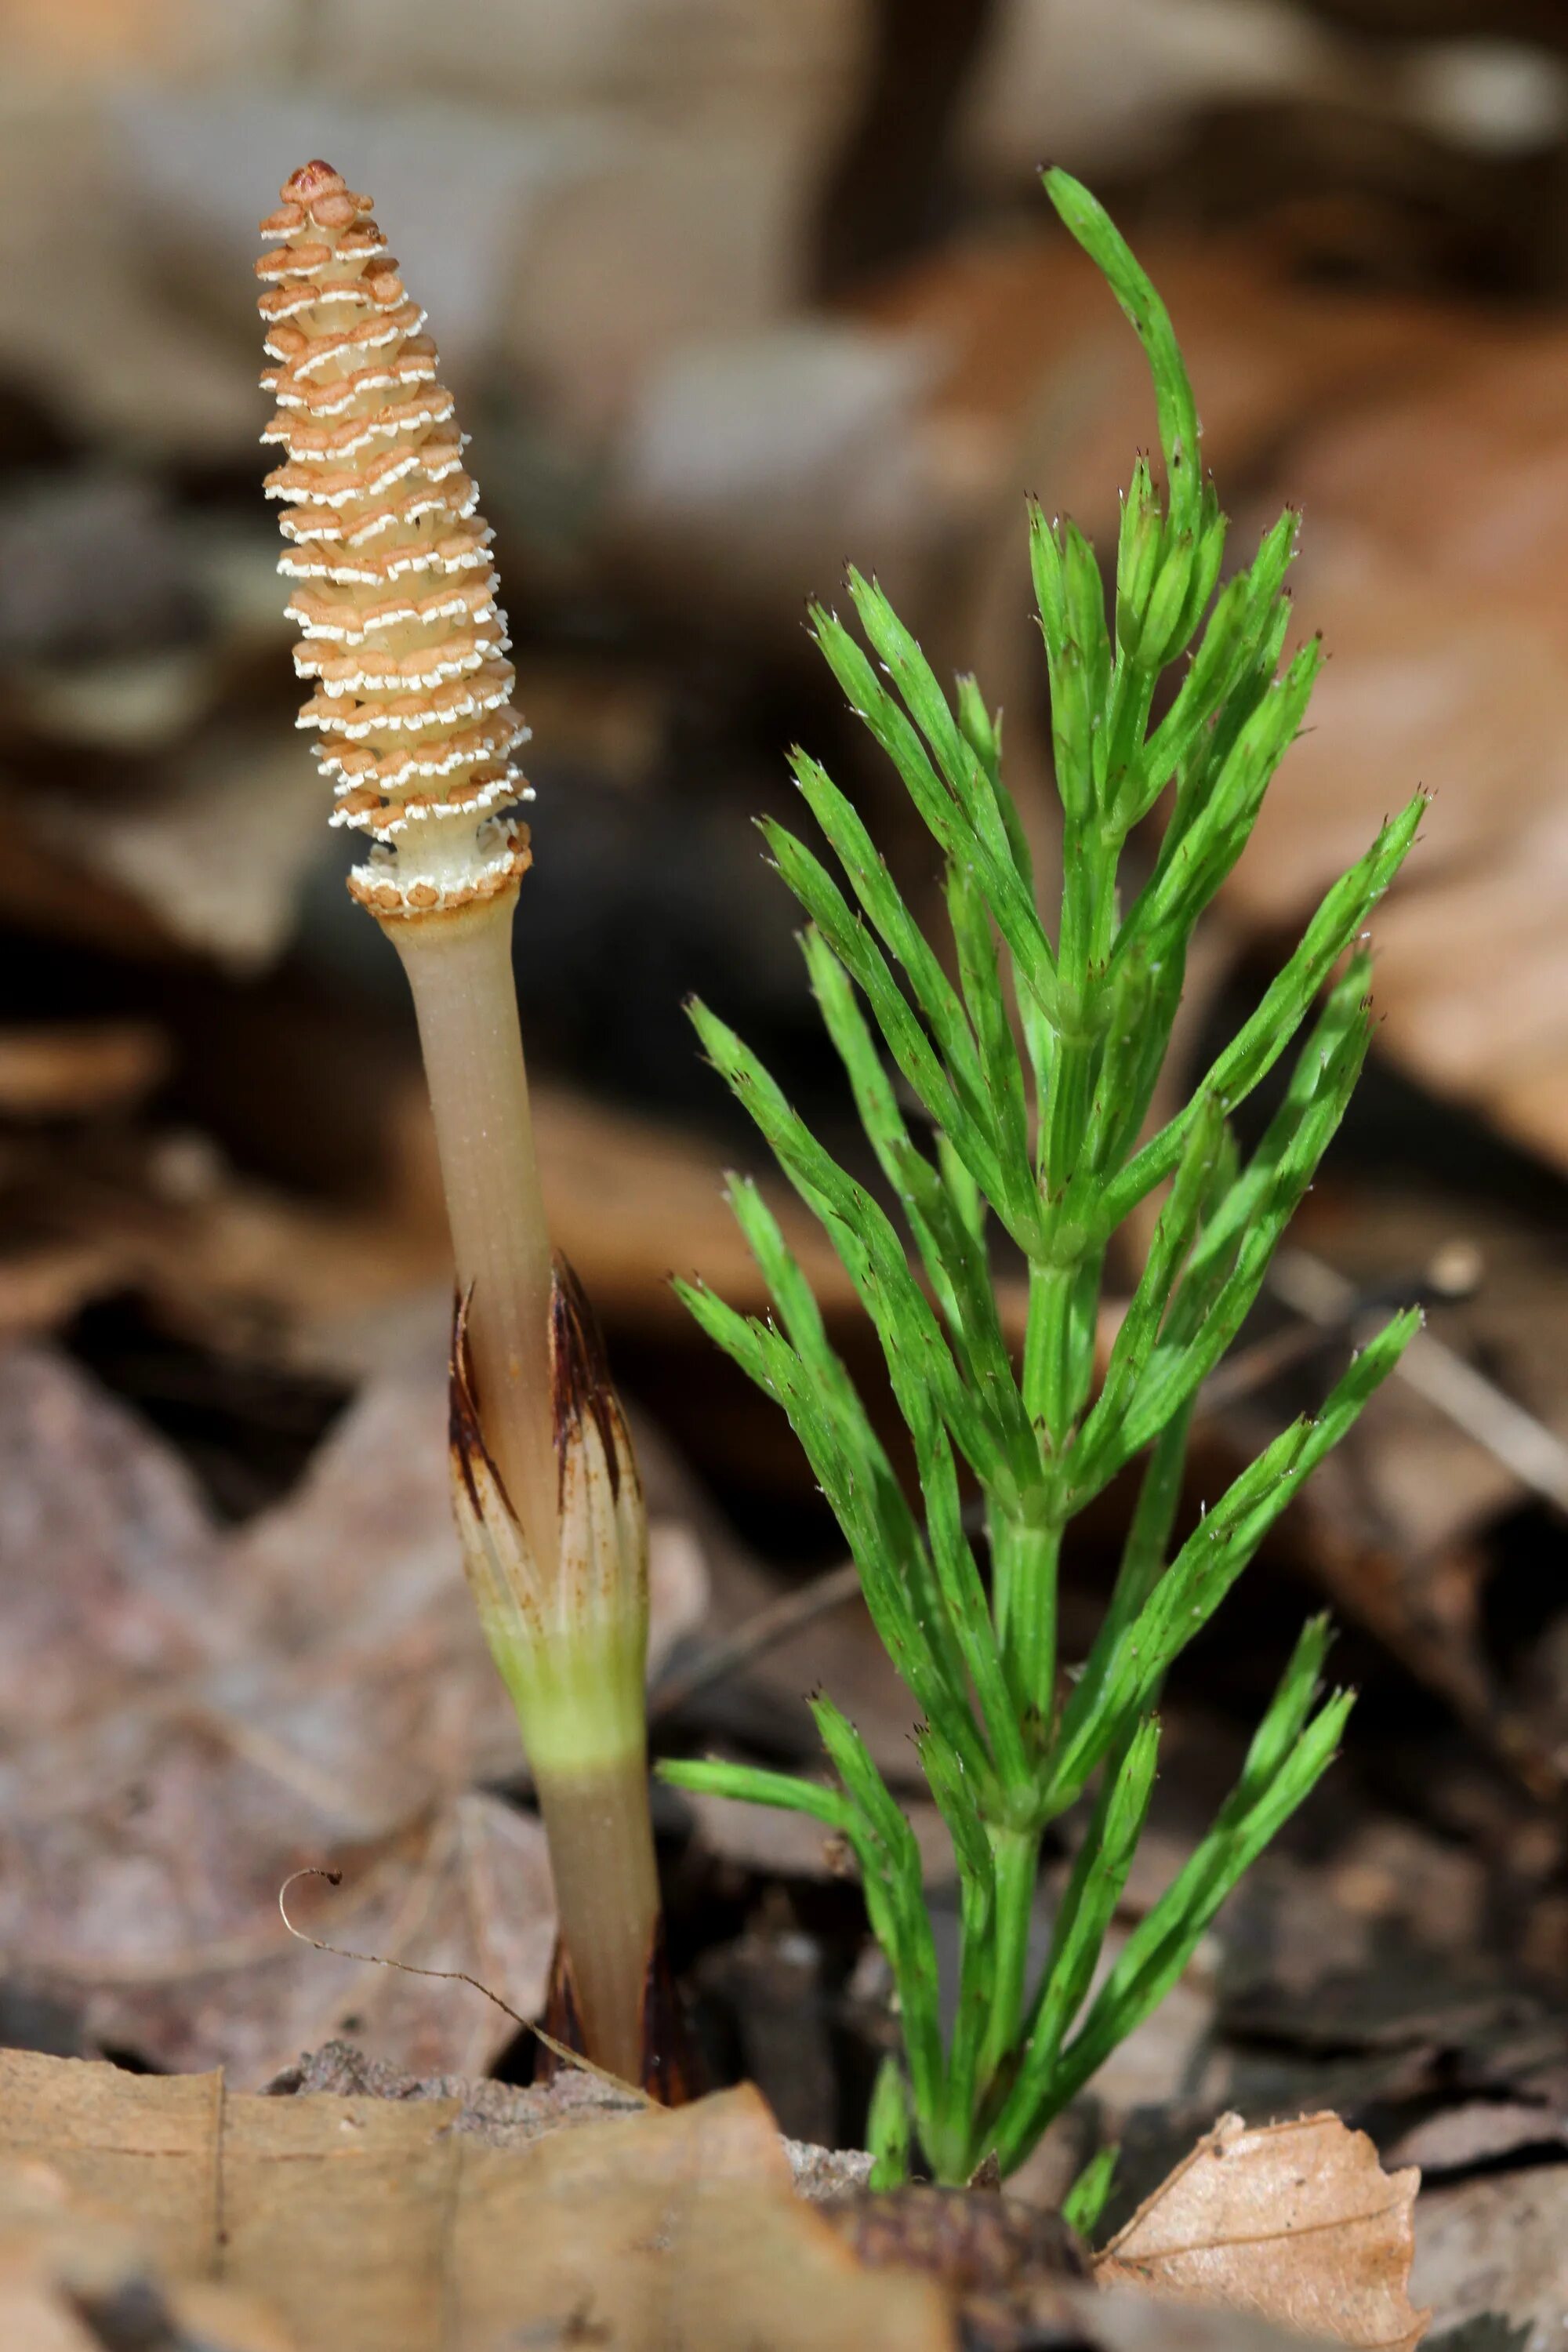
[[1094, 2111, 1428, 2352], [0, 2050, 951, 2352]]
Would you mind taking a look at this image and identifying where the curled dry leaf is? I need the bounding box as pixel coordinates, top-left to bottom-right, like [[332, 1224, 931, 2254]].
[[1094, 2111, 1428, 2352], [0, 2050, 950, 2352]]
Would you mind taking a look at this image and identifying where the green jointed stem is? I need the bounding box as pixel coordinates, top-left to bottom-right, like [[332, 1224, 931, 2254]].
[[661, 167, 1423, 2180]]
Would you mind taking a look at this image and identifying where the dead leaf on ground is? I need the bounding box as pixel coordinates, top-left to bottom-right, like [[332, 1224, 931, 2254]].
[[0, 1340, 705, 2080], [1410, 2167, 1568, 2352], [1387, 2102, 1568, 2175], [681, 1783, 953, 1889], [1214, 324, 1568, 1177], [673, 1536, 927, 1788], [278, 2034, 881, 2199], [1095, 2111, 1428, 2352], [0, 2049, 951, 2352], [24, 729, 326, 974], [0, 1342, 238, 1739], [2, 1066, 867, 1381], [0, 2153, 296, 2352], [68, 1791, 558, 2087], [0, 1102, 452, 1362]]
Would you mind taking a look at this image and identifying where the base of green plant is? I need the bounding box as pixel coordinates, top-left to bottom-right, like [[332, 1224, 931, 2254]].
[[1062, 2143, 1119, 2239], [866, 2051, 913, 2188], [667, 162, 1423, 2189]]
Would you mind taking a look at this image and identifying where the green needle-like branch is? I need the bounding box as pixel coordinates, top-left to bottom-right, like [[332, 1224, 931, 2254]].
[[660, 168, 1423, 2182]]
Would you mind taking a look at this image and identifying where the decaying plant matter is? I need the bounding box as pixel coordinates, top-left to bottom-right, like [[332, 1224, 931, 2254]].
[[662, 171, 1425, 2184], [256, 161, 665, 2089]]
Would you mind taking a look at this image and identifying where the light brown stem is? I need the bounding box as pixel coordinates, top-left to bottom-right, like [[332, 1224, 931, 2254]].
[[536, 1748, 662, 2085], [397, 890, 664, 2082], [391, 892, 557, 1577]]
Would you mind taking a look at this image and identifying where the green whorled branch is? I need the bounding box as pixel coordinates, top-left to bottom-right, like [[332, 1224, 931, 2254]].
[[660, 166, 1424, 2184]]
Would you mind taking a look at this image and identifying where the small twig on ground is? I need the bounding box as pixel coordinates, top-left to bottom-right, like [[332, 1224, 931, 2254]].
[[1271, 1246, 1568, 1517], [1202, 1243, 1472, 1411], [652, 1560, 863, 1722], [276, 1867, 650, 2102]]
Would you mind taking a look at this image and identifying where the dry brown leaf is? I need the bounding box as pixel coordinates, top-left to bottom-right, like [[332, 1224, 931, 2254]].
[[69, 1791, 557, 2085], [0, 1341, 702, 2079], [0, 1342, 237, 1742], [0, 2154, 299, 2352], [1386, 2100, 1568, 2173], [1094, 2111, 1428, 2352], [23, 731, 327, 974], [1201, 323, 1568, 1176], [0, 2050, 952, 2352], [269, 2036, 645, 2140], [1410, 2163, 1568, 2352]]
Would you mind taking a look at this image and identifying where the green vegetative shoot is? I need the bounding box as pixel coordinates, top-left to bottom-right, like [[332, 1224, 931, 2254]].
[[660, 169, 1424, 2184]]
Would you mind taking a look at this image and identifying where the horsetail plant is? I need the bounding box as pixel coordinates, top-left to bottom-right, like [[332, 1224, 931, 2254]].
[[256, 163, 671, 2090], [660, 169, 1425, 2183]]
